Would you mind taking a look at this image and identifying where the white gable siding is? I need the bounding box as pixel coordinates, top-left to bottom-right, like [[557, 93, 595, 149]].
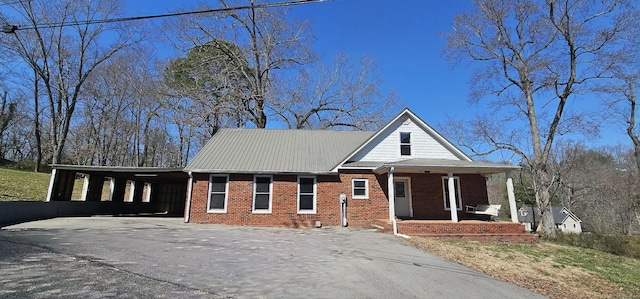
[[350, 115, 460, 162], [560, 217, 582, 234]]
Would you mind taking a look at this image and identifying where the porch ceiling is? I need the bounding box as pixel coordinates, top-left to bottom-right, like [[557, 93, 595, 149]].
[[372, 158, 519, 175]]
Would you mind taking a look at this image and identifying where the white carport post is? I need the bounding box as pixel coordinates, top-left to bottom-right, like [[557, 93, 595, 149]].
[[45, 168, 57, 202], [108, 178, 115, 201], [80, 174, 90, 201], [388, 167, 395, 222], [506, 172, 519, 223], [447, 172, 459, 222]]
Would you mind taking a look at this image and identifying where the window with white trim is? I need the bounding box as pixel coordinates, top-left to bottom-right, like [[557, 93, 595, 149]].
[[298, 176, 316, 213], [208, 175, 228, 212], [352, 178, 369, 199], [442, 176, 462, 210], [400, 132, 411, 156], [253, 175, 272, 213]]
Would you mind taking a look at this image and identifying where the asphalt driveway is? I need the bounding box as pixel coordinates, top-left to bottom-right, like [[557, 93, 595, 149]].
[[0, 217, 546, 298]]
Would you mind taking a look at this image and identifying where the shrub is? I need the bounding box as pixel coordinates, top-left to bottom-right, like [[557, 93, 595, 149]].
[[551, 233, 640, 259]]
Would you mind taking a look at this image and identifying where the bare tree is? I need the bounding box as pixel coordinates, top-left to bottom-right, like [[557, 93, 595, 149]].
[[0, 90, 17, 160], [67, 47, 179, 167], [444, 0, 636, 237], [164, 0, 315, 129], [0, 0, 142, 167], [553, 143, 639, 235], [271, 53, 398, 130]]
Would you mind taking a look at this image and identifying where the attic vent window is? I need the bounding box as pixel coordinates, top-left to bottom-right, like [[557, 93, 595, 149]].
[[400, 132, 411, 156]]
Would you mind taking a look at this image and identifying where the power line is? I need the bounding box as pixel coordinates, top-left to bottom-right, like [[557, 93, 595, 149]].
[[2, 0, 330, 32], [0, 0, 32, 7]]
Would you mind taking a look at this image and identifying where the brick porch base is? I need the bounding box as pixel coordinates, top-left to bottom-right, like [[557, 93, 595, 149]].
[[373, 219, 539, 244]]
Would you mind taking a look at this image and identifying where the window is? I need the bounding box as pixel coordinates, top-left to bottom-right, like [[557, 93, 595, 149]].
[[253, 176, 272, 213], [400, 132, 411, 156], [352, 179, 368, 199], [298, 176, 316, 213], [208, 175, 228, 212], [442, 176, 462, 210], [395, 181, 406, 198]]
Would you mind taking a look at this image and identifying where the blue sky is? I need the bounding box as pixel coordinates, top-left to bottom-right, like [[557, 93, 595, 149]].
[[126, 0, 631, 159]]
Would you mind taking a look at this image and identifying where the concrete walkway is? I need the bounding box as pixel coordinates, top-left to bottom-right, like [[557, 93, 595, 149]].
[[0, 217, 546, 298]]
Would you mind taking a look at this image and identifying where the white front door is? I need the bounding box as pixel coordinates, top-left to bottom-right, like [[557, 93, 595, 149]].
[[394, 178, 412, 218]]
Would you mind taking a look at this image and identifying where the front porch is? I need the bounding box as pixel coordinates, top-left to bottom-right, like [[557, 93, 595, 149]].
[[373, 219, 539, 244]]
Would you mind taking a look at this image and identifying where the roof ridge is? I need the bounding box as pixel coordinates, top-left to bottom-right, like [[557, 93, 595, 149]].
[[217, 127, 376, 133]]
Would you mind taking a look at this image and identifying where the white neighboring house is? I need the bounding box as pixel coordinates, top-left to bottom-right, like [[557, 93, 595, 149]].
[[518, 206, 583, 234]]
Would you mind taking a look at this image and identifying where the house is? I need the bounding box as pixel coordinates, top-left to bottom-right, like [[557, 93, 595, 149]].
[[183, 108, 525, 234], [518, 206, 583, 234]]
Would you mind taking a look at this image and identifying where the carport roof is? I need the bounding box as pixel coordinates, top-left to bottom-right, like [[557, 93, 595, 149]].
[[50, 164, 188, 183]]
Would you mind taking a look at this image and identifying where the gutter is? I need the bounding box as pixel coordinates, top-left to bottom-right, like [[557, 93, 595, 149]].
[[183, 169, 339, 175], [184, 171, 193, 223]]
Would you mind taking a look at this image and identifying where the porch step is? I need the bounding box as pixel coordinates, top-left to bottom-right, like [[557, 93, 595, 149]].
[[411, 233, 539, 244], [371, 219, 539, 244]]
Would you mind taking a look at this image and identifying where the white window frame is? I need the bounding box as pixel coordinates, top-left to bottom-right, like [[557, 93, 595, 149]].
[[351, 178, 369, 199], [442, 176, 462, 211], [207, 174, 229, 213], [297, 176, 316, 214], [400, 132, 411, 156], [252, 175, 272, 213]]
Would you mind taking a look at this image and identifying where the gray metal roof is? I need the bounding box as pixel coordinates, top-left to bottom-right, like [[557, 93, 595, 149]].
[[518, 206, 581, 224], [373, 158, 520, 174], [184, 128, 375, 173]]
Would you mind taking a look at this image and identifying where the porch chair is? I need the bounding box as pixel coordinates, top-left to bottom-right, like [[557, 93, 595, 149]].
[[464, 204, 501, 217]]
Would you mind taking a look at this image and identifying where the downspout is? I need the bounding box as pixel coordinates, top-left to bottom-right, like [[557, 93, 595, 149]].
[[184, 171, 193, 223], [393, 218, 410, 239]]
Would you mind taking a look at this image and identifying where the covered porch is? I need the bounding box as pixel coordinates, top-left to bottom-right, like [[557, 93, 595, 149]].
[[373, 159, 533, 242]]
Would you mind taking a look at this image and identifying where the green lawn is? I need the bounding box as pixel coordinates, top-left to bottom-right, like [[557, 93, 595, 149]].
[[0, 168, 51, 201]]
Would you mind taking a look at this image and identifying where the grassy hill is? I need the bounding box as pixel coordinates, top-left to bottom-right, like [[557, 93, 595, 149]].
[[0, 168, 51, 201]]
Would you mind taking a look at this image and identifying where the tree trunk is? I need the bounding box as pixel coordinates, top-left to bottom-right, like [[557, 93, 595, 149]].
[[33, 70, 42, 172], [534, 168, 557, 238]]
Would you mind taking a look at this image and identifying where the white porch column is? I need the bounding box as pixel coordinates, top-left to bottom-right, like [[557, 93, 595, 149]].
[[45, 168, 57, 202], [388, 167, 395, 222], [447, 172, 459, 222], [80, 174, 90, 201], [506, 172, 519, 223]]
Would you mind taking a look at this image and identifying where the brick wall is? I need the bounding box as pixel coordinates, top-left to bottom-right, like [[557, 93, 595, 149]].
[[188, 171, 490, 227], [189, 172, 390, 227], [404, 173, 490, 221], [340, 171, 389, 226], [397, 221, 526, 235]]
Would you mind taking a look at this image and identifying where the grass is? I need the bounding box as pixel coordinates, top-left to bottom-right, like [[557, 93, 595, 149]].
[[552, 233, 640, 259], [408, 237, 640, 299], [0, 167, 124, 201], [0, 168, 51, 201]]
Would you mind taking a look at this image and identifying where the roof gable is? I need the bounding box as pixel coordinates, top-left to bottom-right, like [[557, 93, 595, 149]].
[[184, 128, 373, 173], [518, 206, 582, 224], [335, 109, 471, 169]]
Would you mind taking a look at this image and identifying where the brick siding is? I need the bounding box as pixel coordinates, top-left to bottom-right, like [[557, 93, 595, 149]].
[[188, 171, 491, 227]]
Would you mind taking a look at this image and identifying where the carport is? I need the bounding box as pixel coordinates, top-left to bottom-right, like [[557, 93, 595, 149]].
[[46, 165, 188, 216]]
